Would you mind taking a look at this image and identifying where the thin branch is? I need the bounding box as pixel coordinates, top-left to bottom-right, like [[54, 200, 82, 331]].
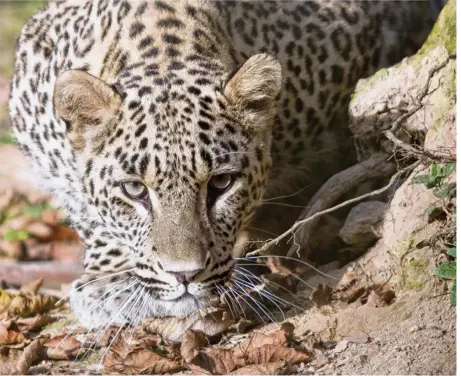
[[384, 54, 456, 162], [247, 161, 420, 257]]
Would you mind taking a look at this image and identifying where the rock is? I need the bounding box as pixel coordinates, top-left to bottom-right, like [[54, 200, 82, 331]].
[[409, 325, 423, 333], [339, 201, 387, 247], [333, 340, 349, 353], [343, 330, 369, 344], [313, 350, 329, 368]]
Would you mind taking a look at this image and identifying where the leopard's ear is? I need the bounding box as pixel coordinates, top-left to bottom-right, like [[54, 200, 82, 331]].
[[53, 70, 121, 150], [224, 54, 282, 130]]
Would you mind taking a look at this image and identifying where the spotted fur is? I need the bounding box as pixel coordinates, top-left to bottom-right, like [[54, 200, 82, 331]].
[[10, 0, 437, 328]]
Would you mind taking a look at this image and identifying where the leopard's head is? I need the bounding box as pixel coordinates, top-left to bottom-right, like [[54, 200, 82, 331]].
[[54, 54, 281, 318]]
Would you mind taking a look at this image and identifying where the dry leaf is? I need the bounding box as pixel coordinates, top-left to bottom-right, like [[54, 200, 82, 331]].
[[20, 278, 43, 294], [43, 335, 83, 360], [181, 330, 207, 363], [246, 344, 309, 365], [103, 342, 182, 374], [311, 284, 333, 307], [191, 348, 244, 375], [17, 315, 57, 332], [0, 339, 43, 375], [0, 239, 22, 259], [25, 222, 53, 240], [0, 289, 58, 317], [188, 364, 212, 375], [231, 361, 287, 375], [41, 209, 64, 226], [234, 329, 288, 357], [0, 321, 25, 344], [265, 258, 293, 276]]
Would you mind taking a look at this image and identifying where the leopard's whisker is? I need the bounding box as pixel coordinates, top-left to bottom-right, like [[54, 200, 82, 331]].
[[98, 284, 144, 368], [73, 276, 133, 360], [225, 285, 248, 318], [232, 271, 305, 312], [83, 280, 139, 358], [232, 282, 276, 323], [234, 265, 307, 297], [55, 277, 133, 361], [215, 283, 236, 319], [246, 226, 279, 237], [263, 183, 313, 202], [260, 202, 309, 208], [228, 284, 270, 323], [238, 255, 336, 280], [56, 268, 137, 305], [232, 275, 285, 320]]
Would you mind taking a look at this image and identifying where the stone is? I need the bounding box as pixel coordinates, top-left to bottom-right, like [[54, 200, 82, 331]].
[[339, 201, 387, 247]]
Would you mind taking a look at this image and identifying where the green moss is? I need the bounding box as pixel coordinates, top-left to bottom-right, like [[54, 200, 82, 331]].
[[419, 0, 456, 56], [403, 259, 429, 291]]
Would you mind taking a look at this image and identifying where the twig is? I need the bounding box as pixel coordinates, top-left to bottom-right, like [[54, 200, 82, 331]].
[[247, 161, 420, 257], [384, 54, 456, 162]]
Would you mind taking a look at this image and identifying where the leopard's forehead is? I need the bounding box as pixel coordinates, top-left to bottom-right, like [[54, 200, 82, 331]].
[[94, 72, 261, 192]]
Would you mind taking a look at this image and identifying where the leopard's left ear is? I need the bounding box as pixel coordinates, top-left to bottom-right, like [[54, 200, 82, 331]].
[[53, 70, 121, 151], [224, 54, 282, 130]]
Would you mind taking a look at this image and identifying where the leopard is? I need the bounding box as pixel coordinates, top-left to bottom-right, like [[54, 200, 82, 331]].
[[9, 0, 443, 329]]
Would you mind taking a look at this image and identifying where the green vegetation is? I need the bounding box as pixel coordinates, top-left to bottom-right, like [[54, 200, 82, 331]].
[[436, 247, 456, 305], [4, 228, 29, 241], [411, 163, 456, 218], [412, 162, 456, 305], [0, 130, 17, 145], [0, 1, 47, 76]]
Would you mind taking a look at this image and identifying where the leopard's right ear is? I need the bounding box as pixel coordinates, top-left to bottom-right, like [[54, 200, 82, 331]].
[[53, 70, 121, 150]]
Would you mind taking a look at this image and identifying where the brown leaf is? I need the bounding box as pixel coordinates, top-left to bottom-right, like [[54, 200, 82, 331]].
[[48, 224, 79, 242], [310, 284, 333, 307], [2, 216, 32, 232], [43, 335, 83, 360], [0, 321, 25, 344], [246, 344, 309, 365], [25, 222, 53, 240], [191, 348, 244, 375], [16, 315, 57, 332], [0, 239, 22, 259], [0, 339, 43, 375], [230, 361, 287, 375], [343, 330, 369, 344], [20, 278, 43, 294], [0, 289, 59, 317], [41, 209, 64, 226], [188, 364, 212, 375], [234, 329, 288, 357], [181, 330, 207, 363], [265, 257, 293, 276], [104, 344, 182, 374]]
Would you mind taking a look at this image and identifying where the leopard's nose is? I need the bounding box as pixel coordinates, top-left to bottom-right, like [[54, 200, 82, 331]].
[[169, 269, 203, 284]]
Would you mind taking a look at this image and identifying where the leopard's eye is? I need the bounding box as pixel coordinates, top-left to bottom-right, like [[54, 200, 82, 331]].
[[209, 174, 234, 192], [121, 181, 149, 200]]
